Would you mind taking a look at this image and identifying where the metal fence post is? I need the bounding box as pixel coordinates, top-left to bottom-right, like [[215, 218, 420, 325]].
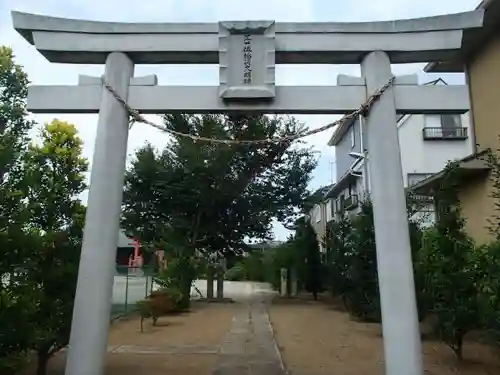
[[149, 276, 152, 294], [144, 269, 149, 299]]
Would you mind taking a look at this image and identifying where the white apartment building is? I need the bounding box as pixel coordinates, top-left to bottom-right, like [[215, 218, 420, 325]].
[[311, 78, 474, 234]]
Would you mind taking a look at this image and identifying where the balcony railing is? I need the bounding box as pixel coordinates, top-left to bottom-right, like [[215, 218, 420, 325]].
[[422, 127, 468, 140], [343, 194, 359, 211]]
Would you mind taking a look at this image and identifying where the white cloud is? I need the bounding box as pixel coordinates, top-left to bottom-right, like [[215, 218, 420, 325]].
[[0, 0, 480, 240]]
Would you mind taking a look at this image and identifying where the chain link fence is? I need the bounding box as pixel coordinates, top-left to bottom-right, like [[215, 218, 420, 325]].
[[111, 265, 158, 318]]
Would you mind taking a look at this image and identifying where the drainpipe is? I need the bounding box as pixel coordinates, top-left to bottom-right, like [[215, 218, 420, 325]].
[[359, 115, 370, 196], [464, 65, 477, 153]]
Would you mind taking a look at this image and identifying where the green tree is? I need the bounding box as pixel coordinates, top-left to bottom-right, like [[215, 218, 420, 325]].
[[122, 114, 316, 305], [418, 161, 480, 359], [294, 218, 322, 299], [323, 194, 425, 322], [324, 215, 351, 298], [23, 120, 88, 232], [476, 147, 500, 346], [0, 46, 36, 374], [482, 147, 500, 239], [22, 119, 88, 375], [475, 241, 500, 347], [263, 237, 298, 291], [344, 200, 380, 321]]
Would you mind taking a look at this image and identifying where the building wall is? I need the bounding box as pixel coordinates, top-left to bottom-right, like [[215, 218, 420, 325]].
[[309, 202, 327, 252], [458, 30, 500, 244], [335, 113, 472, 193], [324, 178, 364, 223], [468, 31, 500, 152], [458, 173, 493, 245], [325, 198, 334, 222], [335, 120, 363, 179], [398, 113, 473, 187]]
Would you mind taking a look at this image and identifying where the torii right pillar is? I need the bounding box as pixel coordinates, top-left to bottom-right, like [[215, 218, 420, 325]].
[[361, 51, 422, 375]]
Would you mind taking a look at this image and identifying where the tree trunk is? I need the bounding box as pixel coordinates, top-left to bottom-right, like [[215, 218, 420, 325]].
[[36, 351, 50, 375], [206, 267, 214, 299], [179, 278, 193, 310], [216, 273, 224, 299], [452, 334, 464, 360]]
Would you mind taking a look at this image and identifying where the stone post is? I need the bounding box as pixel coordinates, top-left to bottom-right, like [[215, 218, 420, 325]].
[[280, 268, 287, 297], [290, 267, 298, 296], [65, 52, 134, 375], [360, 51, 423, 375], [206, 266, 215, 299], [216, 258, 226, 299]]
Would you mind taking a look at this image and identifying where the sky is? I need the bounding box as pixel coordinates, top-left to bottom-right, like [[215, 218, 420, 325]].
[[0, 0, 480, 240]]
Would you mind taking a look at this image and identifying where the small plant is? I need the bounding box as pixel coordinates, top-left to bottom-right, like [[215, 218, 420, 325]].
[[137, 287, 183, 332]]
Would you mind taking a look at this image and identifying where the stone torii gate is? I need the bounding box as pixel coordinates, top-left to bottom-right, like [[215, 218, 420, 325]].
[[12, 10, 483, 375]]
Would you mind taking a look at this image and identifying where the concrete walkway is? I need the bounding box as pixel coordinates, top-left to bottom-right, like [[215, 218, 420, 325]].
[[212, 293, 286, 375]]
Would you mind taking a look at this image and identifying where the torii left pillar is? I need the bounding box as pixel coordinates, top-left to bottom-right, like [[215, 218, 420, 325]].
[[65, 52, 134, 375]]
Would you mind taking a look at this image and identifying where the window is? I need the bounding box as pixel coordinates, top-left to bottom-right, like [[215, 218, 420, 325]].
[[351, 128, 355, 148], [441, 114, 461, 128], [423, 114, 467, 140], [441, 114, 462, 137]]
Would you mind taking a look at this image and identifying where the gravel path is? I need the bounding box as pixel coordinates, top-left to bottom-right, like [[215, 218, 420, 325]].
[[24, 282, 283, 375], [269, 295, 500, 375]]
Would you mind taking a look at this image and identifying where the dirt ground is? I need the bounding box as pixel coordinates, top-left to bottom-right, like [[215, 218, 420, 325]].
[[22, 301, 240, 375], [269, 296, 500, 375]]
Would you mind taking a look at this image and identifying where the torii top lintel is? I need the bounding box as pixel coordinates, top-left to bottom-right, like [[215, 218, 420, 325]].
[[12, 10, 483, 65]]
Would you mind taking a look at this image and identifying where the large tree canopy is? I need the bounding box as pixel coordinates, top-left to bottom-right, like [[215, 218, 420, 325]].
[[0, 44, 36, 375], [1, 46, 88, 374], [21, 120, 88, 375], [122, 114, 317, 256]]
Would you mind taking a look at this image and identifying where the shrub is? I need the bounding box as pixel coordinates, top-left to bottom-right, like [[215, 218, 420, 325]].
[[0, 290, 31, 375], [418, 161, 481, 359], [225, 262, 246, 281], [296, 219, 323, 300], [419, 228, 480, 359], [155, 255, 198, 310], [476, 241, 500, 346], [137, 287, 183, 332], [343, 201, 380, 322], [324, 216, 351, 298]]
